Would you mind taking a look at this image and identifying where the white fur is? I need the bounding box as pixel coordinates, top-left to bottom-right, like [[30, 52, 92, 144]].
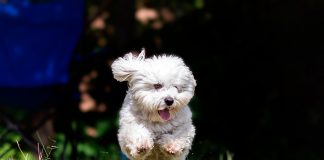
[[111, 49, 196, 160]]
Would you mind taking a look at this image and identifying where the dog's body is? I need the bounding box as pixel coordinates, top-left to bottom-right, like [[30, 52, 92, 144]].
[[111, 49, 196, 160]]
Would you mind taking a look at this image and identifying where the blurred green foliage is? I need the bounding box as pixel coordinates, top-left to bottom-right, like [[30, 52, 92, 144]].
[[0, 127, 35, 160]]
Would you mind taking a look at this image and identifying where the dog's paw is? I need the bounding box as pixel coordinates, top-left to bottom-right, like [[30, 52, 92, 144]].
[[136, 140, 153, 154], [162, 140, 184, 155], [128, 138, 153, 158]]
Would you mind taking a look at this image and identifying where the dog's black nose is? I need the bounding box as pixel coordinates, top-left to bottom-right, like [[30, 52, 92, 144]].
[[164, 97, 174, 106]]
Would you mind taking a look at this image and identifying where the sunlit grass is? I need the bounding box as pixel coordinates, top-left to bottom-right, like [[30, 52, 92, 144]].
[[16, 140, 31, 160]]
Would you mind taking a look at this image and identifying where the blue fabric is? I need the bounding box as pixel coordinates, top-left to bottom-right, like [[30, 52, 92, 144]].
[[0, 0, 84, 87]]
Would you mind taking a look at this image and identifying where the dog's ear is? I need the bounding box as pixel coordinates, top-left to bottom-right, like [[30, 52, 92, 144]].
[[190, 72, 197, 87], [111, 49, 146, 82], [138, 48, 145, 60]]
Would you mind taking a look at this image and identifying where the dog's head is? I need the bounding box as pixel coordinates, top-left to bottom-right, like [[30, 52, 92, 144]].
[[111, 49, 196, 122]]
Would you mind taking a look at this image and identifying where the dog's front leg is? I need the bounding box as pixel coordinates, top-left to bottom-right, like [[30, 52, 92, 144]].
[[158, 123, 195, 159], [118, 123, 154, 160]]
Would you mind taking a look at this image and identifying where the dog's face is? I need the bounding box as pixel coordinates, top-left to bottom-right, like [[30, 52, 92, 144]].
[[111, 49, 196, 122]]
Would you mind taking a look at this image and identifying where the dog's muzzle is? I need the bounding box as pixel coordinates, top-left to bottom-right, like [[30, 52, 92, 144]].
[[164, 97, 174, 106]]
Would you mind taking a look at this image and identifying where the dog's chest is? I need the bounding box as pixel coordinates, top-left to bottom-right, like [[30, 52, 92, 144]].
[[146, 121, 177, 135]]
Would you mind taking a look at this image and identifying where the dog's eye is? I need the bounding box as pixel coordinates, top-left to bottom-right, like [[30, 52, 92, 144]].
[[175, 85, 182, 92], [153, 84, 162, 89]]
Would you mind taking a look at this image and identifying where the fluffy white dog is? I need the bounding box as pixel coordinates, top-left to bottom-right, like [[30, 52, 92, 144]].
[[111, 49, 196, 160]]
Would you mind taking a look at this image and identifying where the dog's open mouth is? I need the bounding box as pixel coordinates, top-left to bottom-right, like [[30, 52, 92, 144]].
[[158, 108, 170, 121]]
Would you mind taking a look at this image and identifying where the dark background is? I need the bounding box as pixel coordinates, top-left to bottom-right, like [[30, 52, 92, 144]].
[[135, 1, 324, 159]]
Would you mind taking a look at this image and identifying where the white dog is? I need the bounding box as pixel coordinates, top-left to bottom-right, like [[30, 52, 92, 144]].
[[111, 49, 196, 160]]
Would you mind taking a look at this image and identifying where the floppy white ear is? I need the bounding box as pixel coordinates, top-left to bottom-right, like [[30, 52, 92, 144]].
[[191, 72, 197, 87], [138, 48, 145, 60], [111, 50, 146, 82]]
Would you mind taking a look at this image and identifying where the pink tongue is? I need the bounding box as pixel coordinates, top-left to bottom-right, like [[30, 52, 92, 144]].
[[158, 109, 170, 120]]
